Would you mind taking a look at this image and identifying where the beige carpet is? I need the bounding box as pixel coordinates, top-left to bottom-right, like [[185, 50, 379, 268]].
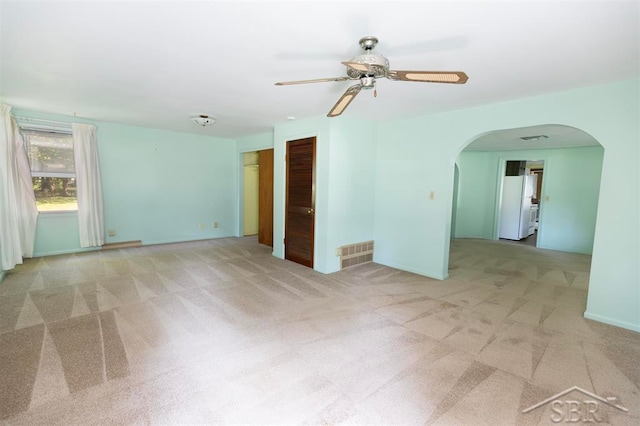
[[0, 237, 638, 424]]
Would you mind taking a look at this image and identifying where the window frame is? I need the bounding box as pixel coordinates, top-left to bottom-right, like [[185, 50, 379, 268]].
[[22, 127, 78, 213]]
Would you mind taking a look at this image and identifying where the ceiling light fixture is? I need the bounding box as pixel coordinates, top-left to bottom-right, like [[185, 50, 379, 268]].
[[520, 135, 548, 141], [192, 114, 216, 127]]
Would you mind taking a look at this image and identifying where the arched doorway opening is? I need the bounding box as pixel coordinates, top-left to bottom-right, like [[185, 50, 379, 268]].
[[449, 124, 604, 292], [451, 124, 603, 253]]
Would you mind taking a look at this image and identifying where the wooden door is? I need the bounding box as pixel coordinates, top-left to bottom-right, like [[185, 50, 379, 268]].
[[285, 137, 315, 267], [258, 149, 274, 246], [532, 169, 543, 205]]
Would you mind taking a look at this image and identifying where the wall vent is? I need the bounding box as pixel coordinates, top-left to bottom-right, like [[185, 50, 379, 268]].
[[339, 241, 374, 269]]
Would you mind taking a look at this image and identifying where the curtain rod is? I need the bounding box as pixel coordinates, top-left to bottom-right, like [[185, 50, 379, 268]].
[[14, 116, 73, 127]]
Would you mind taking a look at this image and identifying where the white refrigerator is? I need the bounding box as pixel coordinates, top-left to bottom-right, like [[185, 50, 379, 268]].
[[499, 175, 536, 240]]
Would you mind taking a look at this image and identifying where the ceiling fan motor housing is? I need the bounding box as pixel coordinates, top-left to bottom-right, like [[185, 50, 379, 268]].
[[346, 53, 390, 79]]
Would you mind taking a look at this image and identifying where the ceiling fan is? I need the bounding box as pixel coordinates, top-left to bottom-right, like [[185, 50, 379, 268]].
[[275, 36, 469, 118]]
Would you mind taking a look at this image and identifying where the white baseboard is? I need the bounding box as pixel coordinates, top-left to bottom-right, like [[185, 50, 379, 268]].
[[372, 258, 449, 281], [584, 311, 640, 333]]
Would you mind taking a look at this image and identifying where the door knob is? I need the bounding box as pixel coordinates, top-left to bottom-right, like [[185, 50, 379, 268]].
[[307, 208, 315, 214]]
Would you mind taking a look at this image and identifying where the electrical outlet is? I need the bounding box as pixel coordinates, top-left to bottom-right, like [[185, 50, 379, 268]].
[[213, 222, 219, 228], [199, 223, 205, 230], [108, 229, 116, 237]]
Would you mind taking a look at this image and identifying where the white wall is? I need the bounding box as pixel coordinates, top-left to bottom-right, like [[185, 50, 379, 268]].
[[374, 78, 639, 331]]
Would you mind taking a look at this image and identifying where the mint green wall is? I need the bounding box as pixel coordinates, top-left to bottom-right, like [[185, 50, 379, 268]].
[[0, 184, 4, 280], [273, 116, 330, 270], [450, 165, 459, 238], [374, 123, 456, 280], [454, 146, 604, 254], [540, 146, 604, 253], [13, 109, 238, 256], [325, 119, 377, 272], [34, 212, 97, 256], [98, 122, 236, 246], [272, 116, 376, 274], [373, 79, 639, 331], [452, 151, 497, 239], [236, 132, 273, 153]]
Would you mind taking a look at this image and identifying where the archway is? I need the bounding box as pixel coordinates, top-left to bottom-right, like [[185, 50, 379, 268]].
[[451, 124, 604, 254], [449, 123, 605, 292]]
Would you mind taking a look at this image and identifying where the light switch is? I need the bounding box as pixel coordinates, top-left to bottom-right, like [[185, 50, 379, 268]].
[[429, 191, 435, 200], [545, 195, 550, 201]]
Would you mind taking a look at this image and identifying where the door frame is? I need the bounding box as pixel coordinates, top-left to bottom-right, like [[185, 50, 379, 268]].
[[237, 146, 274, 239], [493, 156, 549, 247]]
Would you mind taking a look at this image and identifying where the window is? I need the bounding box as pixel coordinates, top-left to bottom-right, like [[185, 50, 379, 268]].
[[24, 130, 77, 211]]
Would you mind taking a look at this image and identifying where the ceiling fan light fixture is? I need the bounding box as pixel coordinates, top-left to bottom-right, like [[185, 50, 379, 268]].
[[192, 114, 216, 127]]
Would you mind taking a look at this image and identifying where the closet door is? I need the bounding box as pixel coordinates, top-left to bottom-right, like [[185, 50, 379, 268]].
[[285, 137, 315, 267], [258, 149, 274, 246]]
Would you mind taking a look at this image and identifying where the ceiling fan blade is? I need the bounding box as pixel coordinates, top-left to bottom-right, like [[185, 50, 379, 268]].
[[275, 76, 350, 86], [388, 71, 469, 84], [327, 84, 362, 118], [341, 61, 371, 73]]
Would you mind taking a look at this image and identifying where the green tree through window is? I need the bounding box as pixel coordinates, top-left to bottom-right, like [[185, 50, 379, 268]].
[[24, 130, 77, 211]]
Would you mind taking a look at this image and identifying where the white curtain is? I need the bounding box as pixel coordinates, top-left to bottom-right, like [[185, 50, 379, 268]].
[[72, 123, 105, 248], [0, 104, 38, 270]]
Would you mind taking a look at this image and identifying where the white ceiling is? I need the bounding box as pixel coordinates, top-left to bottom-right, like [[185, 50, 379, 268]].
[[465, 124, 601, 151], [1, 1, 638, 139]]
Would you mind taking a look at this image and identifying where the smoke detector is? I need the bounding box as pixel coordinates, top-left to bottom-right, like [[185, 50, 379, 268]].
[[192, 114, 216, 126]]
